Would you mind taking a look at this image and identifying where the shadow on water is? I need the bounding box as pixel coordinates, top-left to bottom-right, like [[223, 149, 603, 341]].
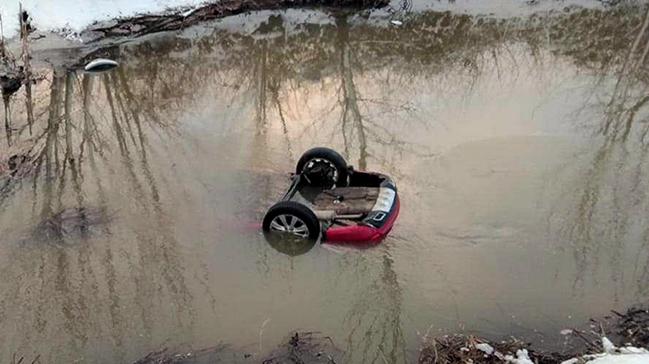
[[1, 3, 649, 362]]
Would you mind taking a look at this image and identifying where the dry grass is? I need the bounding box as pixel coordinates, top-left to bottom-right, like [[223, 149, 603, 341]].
[[418, 306, 649, 364], [132, 332, 341, 364], [418, 334, 534, 364], [132, 345, 230, 364]]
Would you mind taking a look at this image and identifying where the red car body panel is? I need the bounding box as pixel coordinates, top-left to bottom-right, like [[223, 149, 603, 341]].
[[324, 196, 400, 244]]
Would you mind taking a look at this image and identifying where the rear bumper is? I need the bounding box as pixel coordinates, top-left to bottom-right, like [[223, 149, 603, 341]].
[[323, 195, 400, 244]]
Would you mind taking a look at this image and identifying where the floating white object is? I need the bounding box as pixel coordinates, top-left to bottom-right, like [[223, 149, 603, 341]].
[[181, 7, 197, 17], [390, 20, 403, 26], [84, 58, 119, 72], [560, 337, 649, 364], [475, 343, 495, 355]]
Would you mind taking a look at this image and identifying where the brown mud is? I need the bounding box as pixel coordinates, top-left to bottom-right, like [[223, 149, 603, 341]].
[[128, 307, 649, 363], [418, 306, 649, 364], [132, 332, 342, 364]]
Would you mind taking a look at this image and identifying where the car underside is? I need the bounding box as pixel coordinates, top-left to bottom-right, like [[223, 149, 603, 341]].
[[262, 147, 400, 244]]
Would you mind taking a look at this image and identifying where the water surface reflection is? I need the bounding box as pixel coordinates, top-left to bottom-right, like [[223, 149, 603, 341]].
[[1, 4, 649, 362]]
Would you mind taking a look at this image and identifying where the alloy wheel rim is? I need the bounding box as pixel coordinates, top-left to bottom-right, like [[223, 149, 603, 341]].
[[269, 214, 310, 238], [302, 158, 338, 186]]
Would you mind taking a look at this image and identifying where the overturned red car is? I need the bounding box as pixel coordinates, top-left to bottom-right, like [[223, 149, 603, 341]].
[[262, 147, 400, 244]]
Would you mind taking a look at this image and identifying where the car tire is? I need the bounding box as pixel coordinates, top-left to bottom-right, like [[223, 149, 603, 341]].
[[296, 147, 348, 187], [263, 201, 321, 240]]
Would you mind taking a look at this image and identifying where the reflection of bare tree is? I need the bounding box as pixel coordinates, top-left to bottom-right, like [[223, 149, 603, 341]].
[[598, 7, 649, 143], [342, 252, 407, 364], [549, 5, 649, 296], [332, 18, 409, 361], [2, 3, 649, 361], [249, 15, 302, 163], [336, 16, 369, 169], [560, 142, 649, 296], [328, 14, 442, 178], [217, 16, 413, 354], [0, 66, 206, 362], [2, 94, 11, 146]]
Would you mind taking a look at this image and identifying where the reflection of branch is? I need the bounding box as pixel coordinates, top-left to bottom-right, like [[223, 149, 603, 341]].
[[596, 7, 649, 143], [334, 15, 437, 173], [343, 253, 407, 364], [3, 96, 11, 146], [338, 16, 368, 170], [255, 42, 268, 133], [357, 97, 416, 113], [270, 79, 295, 159], [548, 7, 649, 295], [606, 7, 649, 115], [0, 56, 227, 361]]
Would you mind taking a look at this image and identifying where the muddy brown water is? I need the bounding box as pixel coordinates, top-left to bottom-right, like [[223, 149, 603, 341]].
[[2, 2, 649, 363]]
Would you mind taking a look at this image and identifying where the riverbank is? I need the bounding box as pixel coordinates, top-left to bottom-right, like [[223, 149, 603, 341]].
[[0, 0, 387, 93], [7, 306, 648, 363], [0, 0, 389, 40], [418, 305, 649, 364], [123, 306, 649, 363]]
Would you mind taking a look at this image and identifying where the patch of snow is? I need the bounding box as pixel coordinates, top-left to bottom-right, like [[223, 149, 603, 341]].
[[64, 32, 84, 43], [602, 337, 615, 353], [560, 329, 573, 335], [405, 0, 605, 17], [0, 0, 209, 39], [560, 337, 649, 364], [181, 8, 198, 17], [505, 349, 534, 364], [584, 354, 649, 364], [475, 343, 494, 355]]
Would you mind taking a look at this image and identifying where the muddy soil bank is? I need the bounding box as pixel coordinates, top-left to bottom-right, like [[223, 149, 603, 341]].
[[127, 307, 649, 363], [85, 0, 388, 40], [131, 332, 342, 364], [418, 306, 649, 364], [1, 0, 387, 98]]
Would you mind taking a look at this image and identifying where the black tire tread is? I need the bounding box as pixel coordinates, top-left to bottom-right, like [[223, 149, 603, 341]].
[[296, 147, 348, 187], [262, 201, 321, 240]]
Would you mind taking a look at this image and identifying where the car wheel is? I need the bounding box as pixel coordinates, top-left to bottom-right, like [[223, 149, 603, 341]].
[[263, 201, 321, 240], [296, 147, 348, 188]]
